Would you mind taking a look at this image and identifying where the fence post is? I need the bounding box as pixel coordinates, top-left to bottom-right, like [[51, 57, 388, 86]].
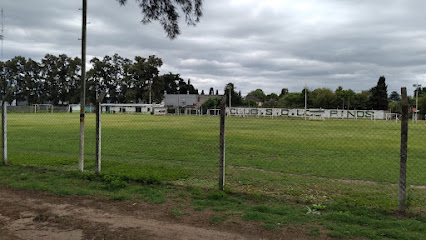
[[399, 87, 408, 213], [2, 101, 7, 166], [95, 91, 106, 174], [218, 96, 226, 190]]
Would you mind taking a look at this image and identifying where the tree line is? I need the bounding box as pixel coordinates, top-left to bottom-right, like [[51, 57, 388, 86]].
[[2, 54, 423, 117], [204, 76, 424, 118], [0, 54, 197, 105], [204, 76, 392, 111]]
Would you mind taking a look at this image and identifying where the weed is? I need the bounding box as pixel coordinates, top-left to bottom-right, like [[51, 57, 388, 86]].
[[210, 214, 228, 224]]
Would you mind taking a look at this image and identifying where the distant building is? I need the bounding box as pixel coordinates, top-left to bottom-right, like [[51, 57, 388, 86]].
[[163, 92, 224, 111], [245, 95, 263, 107], [69, 103, 163, 114]]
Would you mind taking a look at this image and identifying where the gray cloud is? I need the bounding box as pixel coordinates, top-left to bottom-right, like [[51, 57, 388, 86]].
[[2, 0, 426, 95]]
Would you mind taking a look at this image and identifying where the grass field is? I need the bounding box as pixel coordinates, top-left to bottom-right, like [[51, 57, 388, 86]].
[[1, 112, 425, 238], [4, 113, 426, 208]]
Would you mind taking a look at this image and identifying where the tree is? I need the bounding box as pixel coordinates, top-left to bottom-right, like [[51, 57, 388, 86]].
[[311, 88, 336, 109], [161, 72, 180, 94], [128, 55, 163, 103], [300, 88, 313, 108], [414, 87, 426, 98], [265, 93, 279, 101], [389, 91, 401, 102], [201, 97, 220, 114], [388, 101, 401, 114], [224, 83, 243, 106], [263, 99, 279, 108], [279, 88, 288, 98], [117, 0, 203, 39], [247, 89, 266, 102], [369, 76, 388, 110], [352, 91, 370, 110], [278, 92, 302, 108], [418, 94, 426, 120]]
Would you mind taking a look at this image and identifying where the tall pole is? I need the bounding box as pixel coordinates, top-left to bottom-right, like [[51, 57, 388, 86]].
[[2, 101, 7, 166], [177, 95, 180, 115], [228, 86, 231, 108], [79, 0, 87, 172], [0, 8, 4, 61], [415, 83, 418, 122], [398, 87, 408, 213], [413, 83, 421, 122], [218, 96, 226, 190], [149, 80, 152, 104], [304, 86, 307, 120]]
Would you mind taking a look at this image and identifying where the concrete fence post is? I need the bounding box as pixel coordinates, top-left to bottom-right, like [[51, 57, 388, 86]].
[[218, 96, 226, 190], [95, 90, 106, 174], [2, 101, 7, 166], [399, 87, 408, 213]]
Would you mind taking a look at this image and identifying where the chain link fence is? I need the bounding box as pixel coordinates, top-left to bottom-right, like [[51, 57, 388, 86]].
[[2, 101, 425, 213]]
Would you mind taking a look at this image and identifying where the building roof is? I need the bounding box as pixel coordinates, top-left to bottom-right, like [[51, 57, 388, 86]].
[[245, 95, 262, 102]]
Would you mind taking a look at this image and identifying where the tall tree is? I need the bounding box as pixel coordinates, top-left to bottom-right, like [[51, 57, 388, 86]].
[[247, 89, 266, 102], [352, 91, 370, 110], [369, 76, 388, 110], [311, 88, 336, 109], [129, 55, 163, 103], [278, 92, 302, 108], [279, 88, 288, 98], [116, 0, 203, 39], [161, 72, 180, 94], [389, 91, 401, 102], [224, 83, 243, 106]]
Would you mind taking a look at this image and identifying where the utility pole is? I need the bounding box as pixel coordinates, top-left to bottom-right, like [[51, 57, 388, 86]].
[[228, 86, 232, 108], [413, 83, 421, 122], [304, 86, 307, 120], [79, 0, 87, 172], [1, 8, 4, 61]]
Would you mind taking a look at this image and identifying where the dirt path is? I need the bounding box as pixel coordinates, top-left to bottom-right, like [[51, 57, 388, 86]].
[[0, 186, 317, 240]]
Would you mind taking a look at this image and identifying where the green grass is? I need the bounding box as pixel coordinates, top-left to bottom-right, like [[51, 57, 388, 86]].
[[0, 165, 424, 239], [3, 113, 426, 210]]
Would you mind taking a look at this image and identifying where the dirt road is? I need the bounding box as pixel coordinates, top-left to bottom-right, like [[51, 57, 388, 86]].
[[0, 186, 315, 240]]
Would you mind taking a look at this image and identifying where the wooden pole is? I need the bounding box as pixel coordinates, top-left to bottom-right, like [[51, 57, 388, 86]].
[[2, 101, 7, 165], [399, 87, 408, 213], [79, 0, 87, 172], [218, 96, 226, 190]]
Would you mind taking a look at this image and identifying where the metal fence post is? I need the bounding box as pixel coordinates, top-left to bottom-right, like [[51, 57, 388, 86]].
[[2, 101, 7, 165], [399, 87, 408, 213], [219, 96, 226, 190]]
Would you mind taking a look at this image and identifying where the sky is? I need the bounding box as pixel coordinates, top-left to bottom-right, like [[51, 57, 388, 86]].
[[1, 0, 426, 96]]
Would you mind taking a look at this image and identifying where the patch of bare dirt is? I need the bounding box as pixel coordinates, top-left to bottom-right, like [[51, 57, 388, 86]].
[[0, 185, 324, 240]]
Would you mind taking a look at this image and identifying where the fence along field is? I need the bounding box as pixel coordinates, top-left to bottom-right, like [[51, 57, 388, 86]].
[[4, 106, 425, 212]]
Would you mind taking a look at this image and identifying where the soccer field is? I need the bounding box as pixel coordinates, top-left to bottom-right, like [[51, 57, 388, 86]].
[[6, 113, 425, 187]]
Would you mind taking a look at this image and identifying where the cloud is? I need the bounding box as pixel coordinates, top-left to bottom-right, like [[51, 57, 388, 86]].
[[2, 0, 426, 96]]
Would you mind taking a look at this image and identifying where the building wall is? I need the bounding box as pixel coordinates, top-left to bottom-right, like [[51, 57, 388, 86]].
[[164, 94, 224, 108], [163, 94, 198, 108]]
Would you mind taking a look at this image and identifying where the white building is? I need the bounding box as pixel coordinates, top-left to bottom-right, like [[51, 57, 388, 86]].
[[69, 103, 164, 114]]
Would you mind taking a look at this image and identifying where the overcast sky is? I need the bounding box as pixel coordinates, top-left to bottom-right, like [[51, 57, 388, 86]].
[[1, 0, 425, 96]]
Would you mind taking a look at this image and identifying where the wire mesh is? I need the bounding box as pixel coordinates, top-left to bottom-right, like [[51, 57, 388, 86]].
[[4, 105, 425, 212]]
